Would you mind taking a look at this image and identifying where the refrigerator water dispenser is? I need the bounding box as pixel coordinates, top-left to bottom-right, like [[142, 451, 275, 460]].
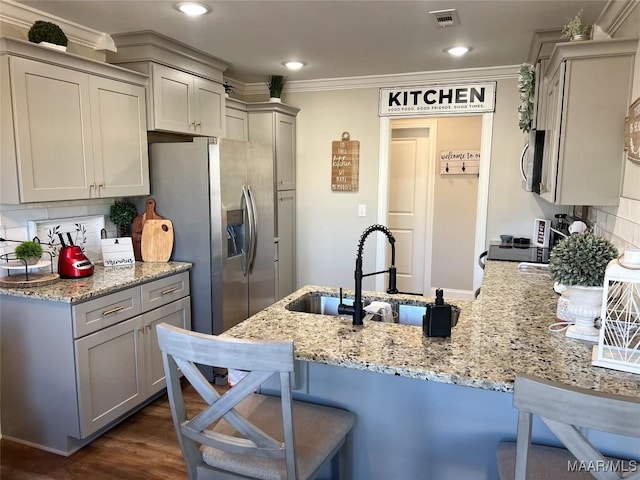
[[226, 209, 244, 257]]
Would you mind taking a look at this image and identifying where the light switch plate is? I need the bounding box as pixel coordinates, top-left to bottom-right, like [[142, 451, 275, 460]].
[[358, 204, 366, 217]]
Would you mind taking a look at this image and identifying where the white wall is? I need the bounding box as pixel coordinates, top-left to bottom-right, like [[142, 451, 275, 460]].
[[431, 116, 481, 291], [287, 88, 382, 291]]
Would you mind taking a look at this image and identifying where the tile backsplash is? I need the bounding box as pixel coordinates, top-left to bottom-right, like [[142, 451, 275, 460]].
[[0, 199, 117, 271], [589, 197, 640, 251]]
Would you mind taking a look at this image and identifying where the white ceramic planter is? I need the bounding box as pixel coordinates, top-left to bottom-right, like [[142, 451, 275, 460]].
[[566, 285, 603, 341]]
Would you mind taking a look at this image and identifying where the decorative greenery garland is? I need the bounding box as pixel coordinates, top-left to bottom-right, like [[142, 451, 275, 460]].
[[517, 63, 535, 133]]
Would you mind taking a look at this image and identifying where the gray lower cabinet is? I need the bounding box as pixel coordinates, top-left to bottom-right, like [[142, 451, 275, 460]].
[[0, 271, 190, 455]]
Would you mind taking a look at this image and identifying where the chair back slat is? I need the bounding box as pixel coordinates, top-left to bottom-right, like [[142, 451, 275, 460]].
[[514, 374, 640, 437], [542, 418, 620, 480], [157, 323, 294, 372], [181, 426, 285, 459]]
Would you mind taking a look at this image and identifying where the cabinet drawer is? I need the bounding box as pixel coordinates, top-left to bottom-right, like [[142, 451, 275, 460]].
[[141, 272, 190, 312], [73, 286, 142, 338]]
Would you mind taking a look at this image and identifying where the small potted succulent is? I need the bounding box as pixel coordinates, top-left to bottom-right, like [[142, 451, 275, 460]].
[[265, 75, 287, 102], [109, 199, 138, 237], [561, 9, 591, 41], [15, 240, 44, 265], [549, 233, 618, 340], [28, 20, 69, 51]]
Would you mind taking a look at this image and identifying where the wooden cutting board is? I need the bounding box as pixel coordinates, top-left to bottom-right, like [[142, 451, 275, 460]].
[[132, 198, 164, 261], [141, 219, 174, 262]]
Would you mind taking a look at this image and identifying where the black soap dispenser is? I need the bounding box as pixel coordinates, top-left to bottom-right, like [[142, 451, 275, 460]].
[[423, 288, 452, 337]]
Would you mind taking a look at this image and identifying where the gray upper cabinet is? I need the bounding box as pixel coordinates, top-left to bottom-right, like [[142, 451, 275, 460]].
[[247, 103, 299, 191], [149, 63, 225, 136], [107, 31, 229, 138], [0, 38, 149, 203], [225, 98, 249, 141], [538, 39, 636, 206]]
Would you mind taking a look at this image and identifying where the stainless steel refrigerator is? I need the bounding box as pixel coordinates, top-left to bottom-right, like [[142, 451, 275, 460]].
[[149, 138, 275, 371]]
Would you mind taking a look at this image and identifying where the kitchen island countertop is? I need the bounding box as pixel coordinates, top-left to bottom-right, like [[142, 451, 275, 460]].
[[223, 261, 639, 397], [0, 261, 192, 303]]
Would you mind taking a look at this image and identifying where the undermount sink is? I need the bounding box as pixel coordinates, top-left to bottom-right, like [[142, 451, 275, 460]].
[[285, 292, 428, 326]]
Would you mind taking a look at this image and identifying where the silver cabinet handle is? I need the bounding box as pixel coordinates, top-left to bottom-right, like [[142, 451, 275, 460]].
[[161, 287, 179, 295], [102, 305, 125, 316]]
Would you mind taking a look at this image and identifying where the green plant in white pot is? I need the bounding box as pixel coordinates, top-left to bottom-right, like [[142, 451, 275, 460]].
[[15, 240, 43, 265], [265, 75, 287, 102], [549, 233, 618, 341], [28, 20, 69, 51]]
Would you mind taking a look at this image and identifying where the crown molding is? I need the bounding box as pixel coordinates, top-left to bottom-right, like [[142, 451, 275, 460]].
[[0, 0, 116, 51], [527, 29, 565, 64], [595, 0, 640, 37], [236, 65, 519, 96]]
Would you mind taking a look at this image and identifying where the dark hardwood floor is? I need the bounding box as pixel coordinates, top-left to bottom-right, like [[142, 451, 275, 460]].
[[1, 383, 209, 480]]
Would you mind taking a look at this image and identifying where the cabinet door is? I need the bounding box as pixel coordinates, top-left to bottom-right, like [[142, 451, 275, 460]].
[[225, 107, 248, 141], [275, 112, 296, 190], [276, 190, 296, 299], [540, 66, 564, 203], [194, 76, 225, 137], [10, 57, 93, 202], [144, 297, 191, 396], [151, 63, 194, 134], [89, 76, 149, 197], [75, 315, 145, 438]]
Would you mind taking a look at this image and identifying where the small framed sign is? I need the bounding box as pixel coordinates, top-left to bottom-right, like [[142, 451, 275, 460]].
[[101, 237, 135, 267], [625, 97, 640, 165], [331, 132, 360, 192]]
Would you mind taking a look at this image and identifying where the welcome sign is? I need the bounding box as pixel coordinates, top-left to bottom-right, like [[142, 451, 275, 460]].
[[379, 83, 496, 116]]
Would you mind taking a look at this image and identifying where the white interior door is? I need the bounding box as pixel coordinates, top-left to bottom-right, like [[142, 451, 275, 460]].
[[387, 123, 434, 295]]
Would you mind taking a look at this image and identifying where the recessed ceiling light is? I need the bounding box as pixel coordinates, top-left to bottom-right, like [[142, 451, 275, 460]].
[[445, 46, 470, 57], [174, 2, 210, 16], [283, 61, 305, 70]]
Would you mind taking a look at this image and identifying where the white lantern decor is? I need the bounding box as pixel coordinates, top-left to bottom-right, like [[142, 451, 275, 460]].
[[592, 248, 640, 374]]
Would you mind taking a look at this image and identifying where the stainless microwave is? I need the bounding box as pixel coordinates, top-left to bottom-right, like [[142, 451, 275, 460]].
[[520, 129, 545, 193]]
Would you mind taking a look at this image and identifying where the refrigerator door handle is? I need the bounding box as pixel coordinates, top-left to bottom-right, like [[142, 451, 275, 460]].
[[247, 185, 259, 273], [241, 185, 252, 277]]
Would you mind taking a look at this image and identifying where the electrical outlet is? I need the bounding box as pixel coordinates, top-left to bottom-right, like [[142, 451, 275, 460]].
[[358, 204, 366, 217]]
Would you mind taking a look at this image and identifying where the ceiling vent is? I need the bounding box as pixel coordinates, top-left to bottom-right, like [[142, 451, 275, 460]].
[[429, 9, 460, 28]]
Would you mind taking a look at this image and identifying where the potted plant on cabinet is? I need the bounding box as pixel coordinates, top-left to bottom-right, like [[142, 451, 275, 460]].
[[549, 233, 618, 341], [561, 9, 591, 41], [109, 199, 137, 237], [27, 20, 69, 51], [15, 240, 43, 265], [266, 75, 287, 102]]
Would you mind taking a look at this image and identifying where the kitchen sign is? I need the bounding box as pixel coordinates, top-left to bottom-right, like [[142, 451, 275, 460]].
[[625, 96, 640, 165], [379, 83, 496, 116], [331, 132, 359, 192]]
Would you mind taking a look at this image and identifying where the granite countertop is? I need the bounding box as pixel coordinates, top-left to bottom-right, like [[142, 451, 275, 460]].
[[223, 261, 640, 396], [0, 261, 192, 303]]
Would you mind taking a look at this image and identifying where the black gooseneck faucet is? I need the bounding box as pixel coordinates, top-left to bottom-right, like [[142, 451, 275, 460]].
[[338, 224, 398, 326]]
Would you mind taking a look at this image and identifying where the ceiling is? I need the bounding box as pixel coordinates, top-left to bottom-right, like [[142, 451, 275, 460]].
[[16, 0, 610, 84]]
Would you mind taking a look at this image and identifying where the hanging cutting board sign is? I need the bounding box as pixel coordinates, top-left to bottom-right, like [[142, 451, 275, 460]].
[[625, 96, 640, 165], [379, 82, 496, 116], [331, 132, 360, 192]]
